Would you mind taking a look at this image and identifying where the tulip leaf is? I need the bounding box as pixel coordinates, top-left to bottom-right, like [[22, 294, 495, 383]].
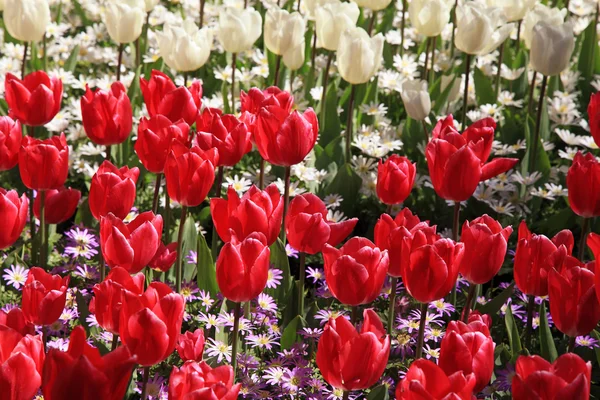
[[578, 17, 600, 101], [538, 301, 558, 362], [281, 315, 305, 350], [196, 229, 218, 296], [181, 215, 198, 282], [319, 81, 342, 147], [367, 385, 390, 400], [474, 67, 496, 105], [521, 116, 551, 182], [476, 282, 514, 319], [504, 303, 522, 356], [432, 75, 456, 115], [266, 239, 293, 307], [127, 65, 143, 108], [591, 330, 600, 367], [509, 49, 529, 99], [64, 45, 80, 72], [325, 163, 362, 217]]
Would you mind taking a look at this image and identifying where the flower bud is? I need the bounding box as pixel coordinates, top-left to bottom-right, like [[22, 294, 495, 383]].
[[103, 0, 145, 44], [408, 0, 452, 37], [157, 19, 213, 72], [315, 1, 360, 51], [337, 27, 384, 85], [455, 3, 513, 56], [217, 7, 262, 54], [400, 79, 431, 121], [4, 0, 50, 42], [530, 21, 575, 77]]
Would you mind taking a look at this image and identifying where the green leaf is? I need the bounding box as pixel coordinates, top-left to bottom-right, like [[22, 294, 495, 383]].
[[281, 315, 305, 350], [591, 330, 600, 367], [578, 18, 599, 82], [367, 385, 390, 400], [196, 231, 218, 296], [521, 116, 551, 181], [325, 163, 362, 216], [319, 81, 342, 147], [64, 45, 80, 72], [127, 65, 143, 107], [474, 67, 496, 105], [538, 301, 558, 361], [265, 239, 293, 306], [181, 216, 198, 282], [432, 75, 455, 115], [476, 282, 514, 318], [505, 303, 522, 356]]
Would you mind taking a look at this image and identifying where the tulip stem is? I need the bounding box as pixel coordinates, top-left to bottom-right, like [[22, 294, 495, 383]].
[[423, 37, 431, 81], [290, 70, 295, 93], [231, 53, 237, 112], [42, 325, 48, 352], [421, 119, 429, 143], [116, 43, 124, 81], [345, 84, 356, 162], [42, 33, 47, 71], [578, 217, 590, 261], [231, 301, 242, 376], [450, 0, 459, 58], [22, 42, 29, 79], [429, 36, 437, 85], [211, 167, 224, 259], [199, 0, 206, 27], [452, 202, 460, 242], [99, 253, 105, 282], [524, 294, 535, 350], [527, 71, 538, 115], [351, 306, 359, 326], [258, 159, 265, 190], [164, 190, 171, 242], [461, 54, 471, 130], [140, 366, 150, 400], [342, 391, 350, 400], [106, 145, 111, 163], [40, 190, 47, 269], [387, 276, 398, 334], [111, 334, 119, 351], [280, 166, 291, 242], [415, 302, 428, 359], [516, 20, 522, 51], [400, 0, 406, 55], [320, 51, 334, 128], [152, 174, 162, 215], [298, 252, 306, 318], [273, 54, 282, 88], [494, 41, 505, 99], [530, 75, 548, 172], [568, 336, 576, 353], [176, 206, 188, 293], [462, 283, 476, 323], [367, 10, 377, 35], [310, 27, 317, 70], [29, 188, 36, 264]]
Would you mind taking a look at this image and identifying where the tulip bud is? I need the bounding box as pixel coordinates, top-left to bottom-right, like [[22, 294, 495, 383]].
[[157, 19, 213, 72], [286, 193, 358, 254], [211, 184, 284, 246], [103, 0, 145, 44], [408, 0, 452, 37], [376, 154, 416, 205], [337, 26, 384, 85], [317, 309, 390, 391], [567, 152, 600, 218], [143, 0, 159, 12], [0, 117, 22, 172], [89, 161, 140, 220], [5, 72, 63, 127], [512, 354, 591, 400], [265, 8, 306, 57], [4, 0, 50, 42], [400, 79, 431, 121], [149, 242, 178, 272], [323, 237, 389, 306], [396, 359, 476, 399], [282, 34, 306, 71], [485, 0, 536, 22], [530, 21, 575, 77], [176, 329, 205, 362], [216, 232, 271, 303], [351, 0, 392, 11], [169, 361, 241, 400], [135, 115, 189, 174], [240, 87, 294, 120], [522, 4, 567, 49], [80, 82, 133, 146], [0, 330, 44, 400], [217, 7, 263, 54], [19, 134, 69, 191], [455, 3, 513, 56], [441, 74, 462, 104], [302, 0, 336, 20], [315, 0, 360, 51], [589, 92, 600, 148], [22, 267, 69, 326], [100, 212, 163, 274], [0, 307, 35, 336], [34, 187, 81, 225], [0, 189, 29, 250]]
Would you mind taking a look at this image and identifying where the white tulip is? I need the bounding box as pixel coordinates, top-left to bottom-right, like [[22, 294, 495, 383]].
[[302, 0, 336, 20], [484, 0, 537, 22], [217, 7, 263, 54], [156, 19, 213, 72], [455, 2, 514, 56], [144, 0, 159, 12], [408, 0, 452, 37], [337, 26, 384, 85], [441, 74, 463, 104], [4, 0, 50, 42], [401, 79, 431, 121], [103, 0, 146, 44], [283, 35, 306, 70], [530, 21, 575, 77], [264, 8, 306, 56], [351, 0, 392, 11], [522, 4, 567, 49], [315, 0, 360, 51], [0, 0, 5, 12]]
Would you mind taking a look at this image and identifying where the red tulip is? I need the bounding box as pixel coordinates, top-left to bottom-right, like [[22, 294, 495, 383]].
[[548, 256, 600, 337], [374, 208, 439, 277], [169, 361, 241, 400], [376, 155, 416, 205], [195, 108, 252, 167], [402, 238, 464, 303], [322, 237, 389, 306], [140, 70, 202, 125], [5, 71, 62, 126], [21, 267, 69, 326], [467, 311, 492, 335], [80, 82, 132, 146], [176, 329, 205, 362], [587, 233, 600, 302], [216, 232, 270, 303], [0, 330, 44, 400], [164, 142, 218, 207], [19, 133, 69, 191], [512, 354, 591, 400], [89, 267, 145, 334], [588, 91, 600, 148], [395, 359, 476, 400], [0, 188, 29, 250], [119, 282, 185, 366], [566, 152, 600, 217], [210, 184, 283, 245], [439, 320, 495, 392], [0, 307, 34, 336], [42, 326, 136, 400], [89, 161, 139, 221], [459, 215, 512, 284], [135, 115, 189, 174], [149, 242, 178, 272], [285, 193, 358, 254], [425, 115, 518, 201], [34, 186, 81, 224], [514, 221, 574, 296], [100, 211, 163, 274], [255, 106, 319, 166], [0, 116, 22, 171], [316, 309, 390, 391], [240, 87, 294, 117]]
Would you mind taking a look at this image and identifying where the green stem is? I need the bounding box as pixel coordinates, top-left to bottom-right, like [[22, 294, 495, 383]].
[[524, 294, 535, 350], [320, 51, 333, 127], [22, 42, 28, 78], [111, 334, 119, 351], [527, 70, 538, 115], [152, 174, 162, 215], [342, 391, 350, 400], [388, 276, 398, 334], [298, 252, 306, 317], [211, 167, 224, 259], [345, 85, 356, 162], [494, 41, 505, 99], [568, 336, 576, 353], [164, 189, 171, 242], [415, 302, 428, 359], [530, 75, 548, 172], [280, 166, 291, 242], [400, 0, 406, 55], [461, 283, 476, 322], [116, 43, 124, 81], [351, 305, 359, 326], [231, 53, 237, 112], [578, 218, 590, 261], [273, 54, 282, 88], [231, 302, 242, 376], [175, 206, 188, 292], [40, 191, 46, 269], [258, 159, 265, 190], [140, 366, 150, 400], [461, 54, 471, 129]]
